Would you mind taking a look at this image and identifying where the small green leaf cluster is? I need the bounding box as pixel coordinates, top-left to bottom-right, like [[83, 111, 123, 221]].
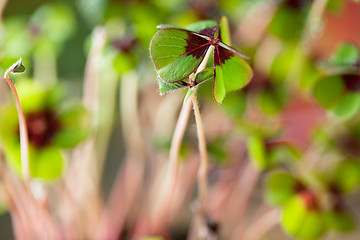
[[265, 169, 357, 239], [0, 80, 89, 181], [313, 43, 360, 121], [247, 135, 300, 170]]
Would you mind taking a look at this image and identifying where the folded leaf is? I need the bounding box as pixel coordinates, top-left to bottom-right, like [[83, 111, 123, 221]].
[[157, 76, 187, 95]]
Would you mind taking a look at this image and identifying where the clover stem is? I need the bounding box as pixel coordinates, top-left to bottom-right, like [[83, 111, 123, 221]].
[[191, 45, 213, 213], [192, 88, 209, 212], [168, 98, 193, 177], [153, 96, 192, 230], [158, 45, 213, 231], [4, 70, 30, 182]]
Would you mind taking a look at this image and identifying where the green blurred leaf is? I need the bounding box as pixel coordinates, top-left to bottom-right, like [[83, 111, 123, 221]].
[[270, 45, 303, 83], [326, 210, 355, 232], [313, 76, 345, 109], [130, 3, 162, 46], [184, 20, 217, 32], [282, 196, 326, 240], [218, 16, 231, 45], [149, 0, 183, 11], [140, 237, 164, 240], [331, 93, 360, 121], [77, 0, 108, 26], [269, 6, 304, 42], [257, 89, 286, 115], [247, 135, 267, 169], [269, 144, 300, 166], [300, 59, 320, 89], [16, 80, 51, 113], [219, 91, 246, 118], [30, 3, 76, 44], [54, 103, 90, 148], [0, 106, 18, 142], [331, 43, 360, 67], [326, 0, 343, 11], [3, 139, 22, 177], [333, 160, 360, 194], [265, 171, 298, 205], [30, 146, 63, 181], [2, 138, 64, 181], [113, 52, 137, 74], [0, 17, 32, 58]]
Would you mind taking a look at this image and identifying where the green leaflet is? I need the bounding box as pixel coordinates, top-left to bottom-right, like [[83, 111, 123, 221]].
[[214, 49, 253, 103], [218, 16, 231, 45], [184, 20, 217, 32], [195, 68, 214, 84], [150, 28, 187, 70], [150, 28, 207, 83], [331, 43, 360, 67], [157, 20, 217, 32], [265, 171, 298, 206], [214, 66, 226, 103], [157, 76, 187, 95], [282, 196, 326, 240]]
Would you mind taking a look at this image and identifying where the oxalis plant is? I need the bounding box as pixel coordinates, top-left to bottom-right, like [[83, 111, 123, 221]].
[[149, 16, 253, 236]]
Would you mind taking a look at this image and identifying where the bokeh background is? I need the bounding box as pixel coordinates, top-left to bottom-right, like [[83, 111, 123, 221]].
[[1, 0, 360, 239]]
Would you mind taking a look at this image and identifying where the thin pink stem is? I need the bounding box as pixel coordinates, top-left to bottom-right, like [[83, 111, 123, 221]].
[[4, 70, 30, 181], [192, 90, 209, 212]]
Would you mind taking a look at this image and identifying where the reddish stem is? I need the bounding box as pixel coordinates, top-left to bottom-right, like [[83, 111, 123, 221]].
[[4, 70, 30, 181]]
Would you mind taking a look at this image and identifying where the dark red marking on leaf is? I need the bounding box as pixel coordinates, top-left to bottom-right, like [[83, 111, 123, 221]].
[[299, 190, 320, 211], [198, 27, 217, 37], [343, 74, 360, 92], [185, 32, 211, 59], [214, 45, 234, 66], [18, 110, 61, 149]]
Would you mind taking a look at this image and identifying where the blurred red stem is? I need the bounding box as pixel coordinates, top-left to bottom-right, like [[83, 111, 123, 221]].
[[4, 70, 30, 183], [151, 97, 193, 232], [244, 208, 280, 240]]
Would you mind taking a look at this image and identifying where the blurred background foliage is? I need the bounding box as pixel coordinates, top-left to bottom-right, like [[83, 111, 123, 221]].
[[0, 0, 360, 239]]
